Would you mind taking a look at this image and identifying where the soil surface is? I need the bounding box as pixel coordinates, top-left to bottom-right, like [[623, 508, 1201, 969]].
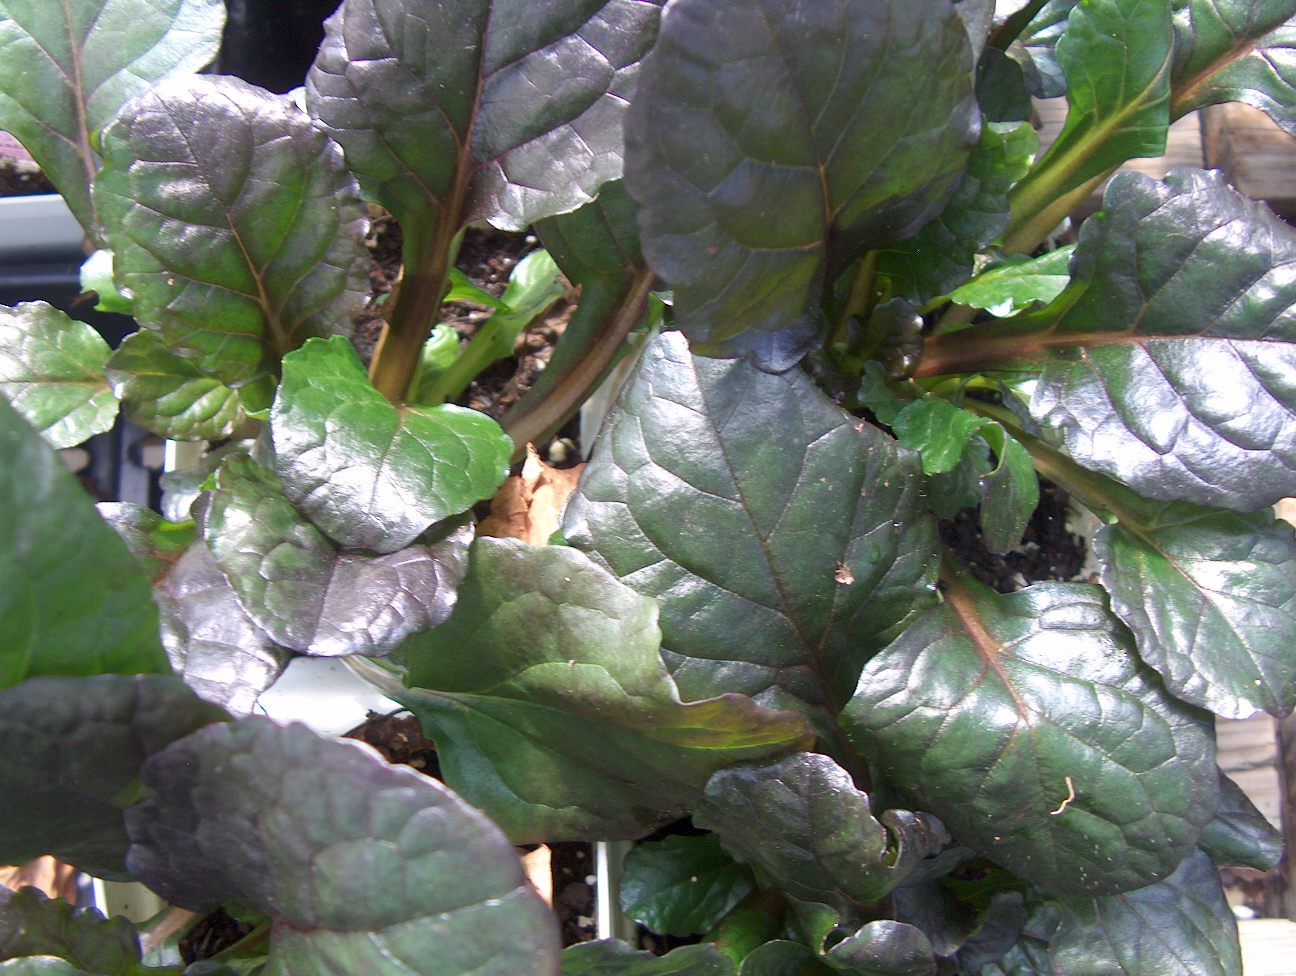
[[343, 709, 440, 777], [356, 215, 576, 423], [179, 907, 254, 964], [552, 842, 598, 946], [939, 481, 1091, 593], [0, 162, 55, 197]]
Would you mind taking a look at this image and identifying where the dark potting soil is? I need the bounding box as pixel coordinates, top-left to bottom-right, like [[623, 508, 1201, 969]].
[[552, 841, 598, 946], [0, 162, 56, 197], [939, 481, 1091, 593], [178, 907, 254, 964], [355, 215, 576, 423], [343, 709, 440, 778]]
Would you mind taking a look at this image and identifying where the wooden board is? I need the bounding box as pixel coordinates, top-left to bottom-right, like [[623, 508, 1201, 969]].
[[1202, 102, 1296, 219], [1240, 918, 1296, 976]]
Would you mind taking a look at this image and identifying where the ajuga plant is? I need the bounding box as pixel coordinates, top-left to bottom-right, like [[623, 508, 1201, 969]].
[[1, 0, 1294, 973]]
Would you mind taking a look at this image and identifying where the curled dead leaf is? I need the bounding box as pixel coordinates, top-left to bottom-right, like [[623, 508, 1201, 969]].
[[478, 444, 584, 546]]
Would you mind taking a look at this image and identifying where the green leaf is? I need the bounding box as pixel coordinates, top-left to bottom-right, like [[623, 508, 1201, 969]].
[[1011, 1, 1078, 99], [535, 181, 644, 286], [201, 452, 471, 657], [889, 397, 1038, 552], [124, 716, 561, 976], [0, 673, 226, 880], [1094, 500, 1296, 718], [707, 907, 784, 966], [0, 302, 117, 449], [407, 325, 463, 407], [445, 269, 507, 310], [946, 247, 1074, 316], [158, 441, 252, 524], [891, 400, 984, 476], [272, 336, 512, 552], [842, 574, 1219, 897], [564, 333, 939, 736], [857, 362, 912, 426], [1177, 23, 1296, 132], [96, 502, 195, 585], [0, 0, 224, 239], [0, 958, 97, 976], [738, 941, 832, 976], [105, 330, 247, 442], [562, 940, 735, 976], [0, 887, 143, 975], [79, 251, 134, 315], [94, 75, 370, 389], [0, 395, 167, 687], [503, 181, 652, 448], [694, 753, 946, 916], [152, 544, 292, 716], [822, 921, 936, 976], [306, 0, 663, 237], [929, 169, 1296, 511], [927, 435, 994, 519], [976, 49, 1034, 124], [1170, 0, 1296, 129], [1011, 0, 1173, 213], [619, 834, 754, 937], [977, 424, 1040, 554], [371, 537, 813, 842], [1200, 771, 1284, 870], [624, 0, 979, 370], [1047, 850, 1242, 976], [877, 121, 1038, 306]]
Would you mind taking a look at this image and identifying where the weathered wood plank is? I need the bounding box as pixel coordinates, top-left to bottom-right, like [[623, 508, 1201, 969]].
[[1202, 102, 1296, 218]]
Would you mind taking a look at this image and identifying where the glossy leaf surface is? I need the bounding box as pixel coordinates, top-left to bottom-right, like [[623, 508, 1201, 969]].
[[695, 753, 945, 915], [0, 674, 226, 880], [0, 302, 116, 449], [202, 453, 471, 656], [0, 396, 167, 687], [947, 247, 1073, 316], [505, 180, 651, 446], [158, 440, 252, 524], [1048, 850, 1241, 976], [0, 0, 224, 237], [125, 716, 561, 976], [536, 180, 644, 285], [105, 330, 247, 441], [823, 921, 936, 976], [624, 0, 978, 368], [96, 502, 194, 585], [930, 169, 1296, 511], [306, 0, 663, 235], [1095, 501, 1296, 719], [1171, 0, 1296, 128], [883, 397, 1037, 553], [384, 537, 813, 842], [562, 940, 735, 976], [153, 545, 291, 716], [1199, 772, 1284, 870], [877, 121, 1037, 305], [0, 888, 142, 975], [1177, 24, 1296, 134], [95, 75, 369, 388], [619, 834, 754, 937], [564, 332, 939, 734], [273, 336, 511, 552], [0, 961, 94, 976], [843, 576, 1218, 896], [1013, 0, 1172, 206]]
